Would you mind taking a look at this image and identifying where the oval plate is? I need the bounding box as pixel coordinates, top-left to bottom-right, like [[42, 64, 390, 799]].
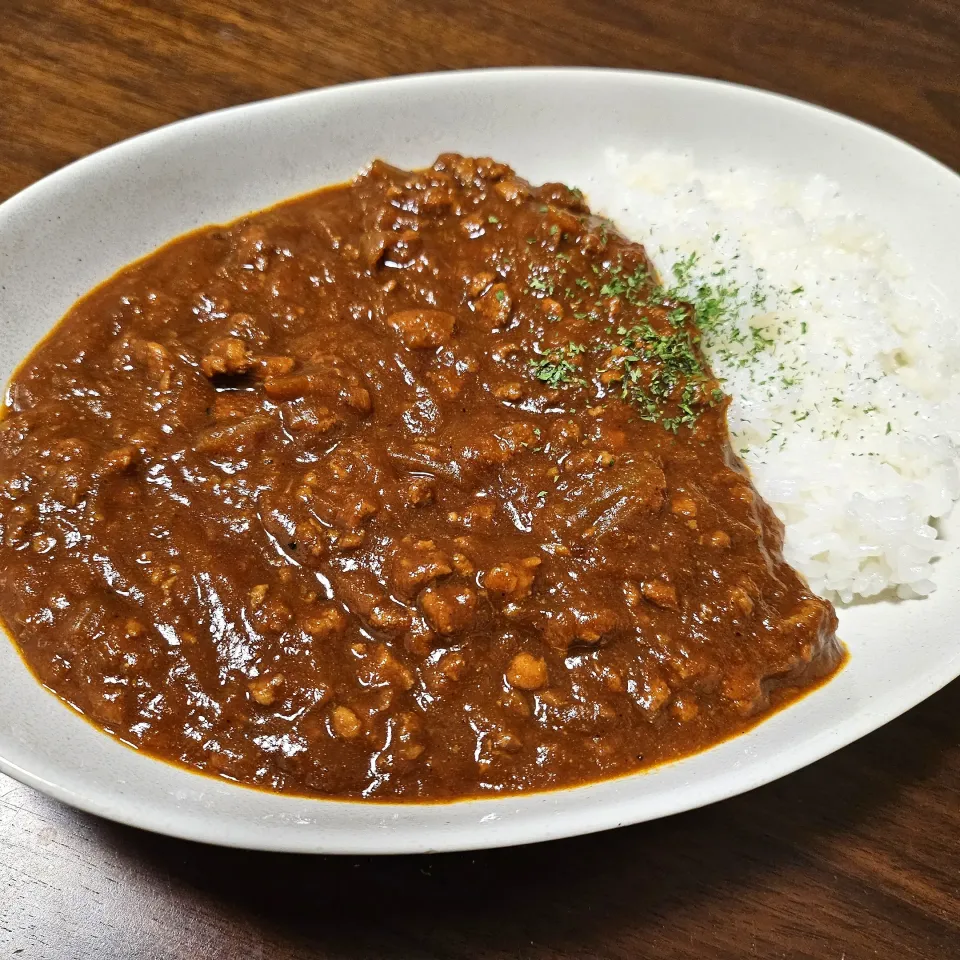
[[1, 68, 958, 854]]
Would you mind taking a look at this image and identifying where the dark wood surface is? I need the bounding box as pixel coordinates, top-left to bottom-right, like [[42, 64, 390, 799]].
[[1, 2, 958, 957]]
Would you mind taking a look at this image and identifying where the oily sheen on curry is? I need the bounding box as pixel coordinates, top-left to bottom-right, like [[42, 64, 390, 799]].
[[0, 155, 842, 800]]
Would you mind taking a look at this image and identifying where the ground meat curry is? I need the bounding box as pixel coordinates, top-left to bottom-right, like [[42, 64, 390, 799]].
[[0, 155, 843, 800]]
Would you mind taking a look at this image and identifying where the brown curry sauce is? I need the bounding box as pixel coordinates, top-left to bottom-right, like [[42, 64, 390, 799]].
[[0, 155, 843, 800]]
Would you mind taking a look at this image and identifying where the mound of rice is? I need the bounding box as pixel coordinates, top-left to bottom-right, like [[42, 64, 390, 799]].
[[585, 150, 960, 603]]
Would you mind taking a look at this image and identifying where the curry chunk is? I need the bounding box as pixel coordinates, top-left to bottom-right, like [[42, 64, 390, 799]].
[[387, 309, 456, 348], [200, 336, 254, 377], [506, 653, 548, 691], [419, 583, 477, 635]]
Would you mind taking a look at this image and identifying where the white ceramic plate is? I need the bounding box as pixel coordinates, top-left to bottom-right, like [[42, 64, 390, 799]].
[[1, 68, 958, 854]]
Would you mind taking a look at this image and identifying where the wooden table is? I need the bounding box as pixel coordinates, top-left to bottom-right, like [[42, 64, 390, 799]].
[[1, 2, 958, 957]]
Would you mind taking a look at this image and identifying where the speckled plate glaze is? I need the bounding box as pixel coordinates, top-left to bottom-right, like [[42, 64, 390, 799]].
[[1, 68, 958, 854]]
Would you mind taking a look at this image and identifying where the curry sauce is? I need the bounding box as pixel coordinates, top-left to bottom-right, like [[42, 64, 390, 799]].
[[0, 155, 842, 799]]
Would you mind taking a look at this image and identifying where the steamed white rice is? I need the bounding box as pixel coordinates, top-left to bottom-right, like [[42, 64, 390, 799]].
[[585, 150, 960, 603]]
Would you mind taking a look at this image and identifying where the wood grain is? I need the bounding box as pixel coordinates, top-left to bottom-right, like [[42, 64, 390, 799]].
[[0, 2, 958, 958]]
